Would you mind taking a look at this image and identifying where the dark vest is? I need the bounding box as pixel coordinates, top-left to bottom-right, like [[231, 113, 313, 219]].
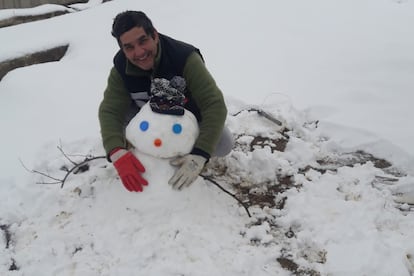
[[113, 33, 203, 121]]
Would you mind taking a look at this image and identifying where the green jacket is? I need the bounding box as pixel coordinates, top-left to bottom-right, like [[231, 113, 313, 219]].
[[99, 38, 227, 159]]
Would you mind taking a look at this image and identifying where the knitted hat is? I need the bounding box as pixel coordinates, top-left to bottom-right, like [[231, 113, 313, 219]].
[[149, 77, 186, 116]]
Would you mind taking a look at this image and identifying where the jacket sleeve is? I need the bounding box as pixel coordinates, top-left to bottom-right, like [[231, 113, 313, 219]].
[[183, 52, 227, 156], [98, 67, 132, 157]]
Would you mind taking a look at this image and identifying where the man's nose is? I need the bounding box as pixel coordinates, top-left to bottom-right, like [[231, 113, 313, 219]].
[[133, 45, 145, 57]]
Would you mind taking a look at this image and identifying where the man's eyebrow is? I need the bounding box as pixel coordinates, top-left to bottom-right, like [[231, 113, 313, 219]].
[[137, 34, 148, 42], [122, 34, 148, 48]]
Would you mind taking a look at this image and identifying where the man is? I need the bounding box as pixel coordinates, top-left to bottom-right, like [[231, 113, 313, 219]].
[[99, 11, 233, 192]]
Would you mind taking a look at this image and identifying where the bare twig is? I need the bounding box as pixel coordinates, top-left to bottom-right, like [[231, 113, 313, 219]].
[[20, 159, 63, 184], [232, 107, 283, 126], [58, 155, 105, 188], [57, 145, 77, 166], [20, 152, 106, 188], [201, 174, 251, 218]]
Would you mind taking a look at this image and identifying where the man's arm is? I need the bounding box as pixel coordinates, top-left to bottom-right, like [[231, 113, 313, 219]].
[[98, 67, 132, 157], [183, 52, 227, 157]]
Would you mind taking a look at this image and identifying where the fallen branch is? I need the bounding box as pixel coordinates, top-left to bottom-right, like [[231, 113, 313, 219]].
[[58, 155, 105, 188], [20, 146, 105, 188], [201, 174, 251, 218]]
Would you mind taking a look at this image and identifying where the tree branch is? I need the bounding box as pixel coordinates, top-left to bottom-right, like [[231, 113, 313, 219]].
[[201, 174, 251, 218], [20, 151, 106, 188], [57, 144, 77, 166], [58, 155, 105, 188]]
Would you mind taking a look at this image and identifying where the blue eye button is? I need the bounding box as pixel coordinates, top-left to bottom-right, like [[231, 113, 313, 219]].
[[172, 123, 182, 134], [140, 121, 149, 131]]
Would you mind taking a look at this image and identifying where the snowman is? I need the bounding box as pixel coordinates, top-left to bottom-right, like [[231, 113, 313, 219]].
[[124, 78, 200, 198]]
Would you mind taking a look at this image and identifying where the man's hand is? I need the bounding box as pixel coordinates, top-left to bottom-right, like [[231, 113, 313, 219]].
[[168, 154, 207, 190], [111, 148, 148, 192]]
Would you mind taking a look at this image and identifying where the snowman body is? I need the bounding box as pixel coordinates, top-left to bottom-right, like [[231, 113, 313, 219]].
[[125, 103, 199, 196], [120, 103, 243, 256]]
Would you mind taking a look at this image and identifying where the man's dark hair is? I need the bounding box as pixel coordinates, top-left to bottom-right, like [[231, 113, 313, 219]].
[[111, 11, 156, 43]]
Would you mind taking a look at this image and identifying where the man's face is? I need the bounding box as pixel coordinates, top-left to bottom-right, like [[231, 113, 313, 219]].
[[119, 26, 159, 71]]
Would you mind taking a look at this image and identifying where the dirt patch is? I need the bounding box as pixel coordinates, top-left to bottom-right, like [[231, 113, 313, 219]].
[[0, 224, 12, 249], [234, 148, 404, 210], [206, 122, 406, 212], [206, 128, 407, 275], [0, 44, 69, 81], [277, 257, 321, 276], [250, 135, 289, 153], [0, 224, 18, 271]]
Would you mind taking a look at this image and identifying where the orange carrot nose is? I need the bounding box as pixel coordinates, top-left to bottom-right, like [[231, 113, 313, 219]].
[[154, 138, 162, 147]]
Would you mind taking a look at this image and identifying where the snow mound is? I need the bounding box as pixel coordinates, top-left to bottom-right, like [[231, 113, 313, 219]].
[[1, 101, 414, 276]]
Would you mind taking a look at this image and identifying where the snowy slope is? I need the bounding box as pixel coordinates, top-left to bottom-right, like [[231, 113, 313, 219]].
[[1, 0, 414, 275], [2, 100, 414, 275]]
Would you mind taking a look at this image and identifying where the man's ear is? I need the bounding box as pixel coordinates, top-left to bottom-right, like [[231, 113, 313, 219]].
[[153, 29, 159, 42]]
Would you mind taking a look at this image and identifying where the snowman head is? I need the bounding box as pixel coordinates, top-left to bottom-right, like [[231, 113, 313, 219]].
[[125, 103, 199, 158]]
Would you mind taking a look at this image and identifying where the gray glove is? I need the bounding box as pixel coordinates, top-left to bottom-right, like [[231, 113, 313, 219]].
[[168, 154, 207, 190]]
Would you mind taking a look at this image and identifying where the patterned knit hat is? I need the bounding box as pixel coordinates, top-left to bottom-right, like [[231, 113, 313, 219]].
[[149, 77, 186, 116]]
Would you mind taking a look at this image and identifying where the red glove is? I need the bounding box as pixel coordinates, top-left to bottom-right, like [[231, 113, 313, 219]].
[[110, 148, 148, 192]]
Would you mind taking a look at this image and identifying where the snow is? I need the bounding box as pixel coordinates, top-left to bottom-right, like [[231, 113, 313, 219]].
[[1, 0, 414, 275], [0, 4, 71, 21], [0, 0, 105, 21]]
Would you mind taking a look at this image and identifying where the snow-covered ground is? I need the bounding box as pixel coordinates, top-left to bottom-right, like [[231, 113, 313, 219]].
[[1, 0, 414, 275]]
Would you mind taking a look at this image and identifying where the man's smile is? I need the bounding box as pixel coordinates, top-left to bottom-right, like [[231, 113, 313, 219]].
[[136, 52, 150, 61]]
